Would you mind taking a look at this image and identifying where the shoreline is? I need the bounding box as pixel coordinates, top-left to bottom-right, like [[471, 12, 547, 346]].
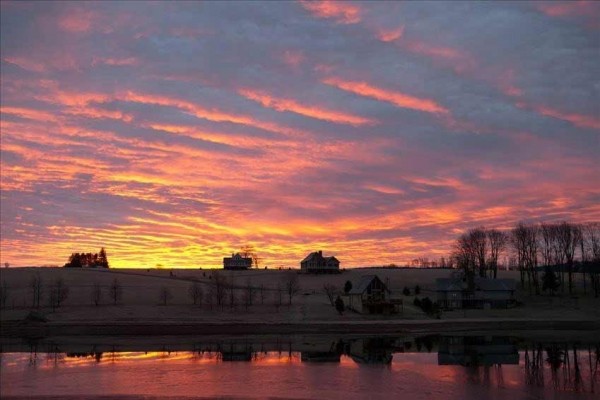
[[2, 318, 599, 338]]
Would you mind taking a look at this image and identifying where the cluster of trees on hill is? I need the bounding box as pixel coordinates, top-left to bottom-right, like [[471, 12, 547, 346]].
[[451, 221, 600, 296], [64, 248, 109, 268]]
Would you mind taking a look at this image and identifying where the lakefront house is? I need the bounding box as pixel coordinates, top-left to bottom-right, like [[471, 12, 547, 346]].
[[436, 276, 517, 310], [223, 253, 253, 270], [346, 275, 402, 314], [300, 250, 340, 273]]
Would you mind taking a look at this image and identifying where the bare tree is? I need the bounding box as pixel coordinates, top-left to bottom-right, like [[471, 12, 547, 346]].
[[556, 222, 578, 294], [29, 273, 43, 308], [584, 223, 600, 297], [48, 277, 69, 310], [91, 282, 102, 306], [159, 286, 172, 306], [109, 278, 122, 305], [487, 229, 508, 278], [212, 272, 227, 307], [453, 232, 477, 276], [274, 283, 284, 310], [228, 275, 236, 309], [0, 280, 8, 309], [259, 284, 266, 305], [242, 279, 255, 310], [282, 272, 301, 305], [242, 280, 256, 310], [188, 282, 203, 306], [512, 222, 539, 293], [323, 283, 337, 306], [470, 227, 488, 277]]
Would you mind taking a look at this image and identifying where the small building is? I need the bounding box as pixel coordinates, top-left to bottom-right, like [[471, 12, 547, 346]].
[[346, 275, 401, 314], [223, 253, 252, 270], [300, 250, 340, 273], [436, 277, 516, 310]]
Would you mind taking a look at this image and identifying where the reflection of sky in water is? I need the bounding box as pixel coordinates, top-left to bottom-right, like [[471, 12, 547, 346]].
[[1, 350, 598, 399]]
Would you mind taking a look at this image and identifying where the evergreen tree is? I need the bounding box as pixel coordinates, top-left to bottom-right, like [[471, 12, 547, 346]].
[[542, 266, 560, 295], [335, 295, 345, 315], [98, 248, 109, 268], [344, 280, 352, 294]]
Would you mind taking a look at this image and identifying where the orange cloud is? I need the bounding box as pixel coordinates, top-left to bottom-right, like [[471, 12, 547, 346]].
[[58, 9, 96, 33], [517, 102, 600, 130], [238, 89, 375, 126], [322, 77, 450, 115], [377, 26, 405, 42], [299, 0, 361, 24]]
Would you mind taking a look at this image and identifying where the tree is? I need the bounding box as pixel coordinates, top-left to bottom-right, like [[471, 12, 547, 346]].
[[487, 229, 508, 278], [0, 280, 8, 308], [282, 272, 300, 305], [470, 227, 488, 277], [323, 283, 337, 306], [402, 287, 410, 296], [242, 279, 255, 310], [335, 296, 345, 315], [212, 272, 227, 307], [98, 247, 109, 268], [48, 278, 69, 311], [542, 266, 560, 296], [555, 222, 579, 294], [414, 285, 421, 295], [228, 275, 236, 309], [30, 273, 43, 308], [159, 286, 172, 306], [344, 280, 352, 294], [109, 278, 122, 305], [91, 282, 102, 306], [188, 282, 203, 306], [259, 284, 266, 305], [274, 283, 283, 310]]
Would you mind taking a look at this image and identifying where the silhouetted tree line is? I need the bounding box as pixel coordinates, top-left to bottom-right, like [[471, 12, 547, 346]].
[[64, 248, 109, 268], [450, 222, 600, 297]]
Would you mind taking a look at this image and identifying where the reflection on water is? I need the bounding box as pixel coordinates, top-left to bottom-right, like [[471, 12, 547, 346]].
[[1, 335, 599, 399]]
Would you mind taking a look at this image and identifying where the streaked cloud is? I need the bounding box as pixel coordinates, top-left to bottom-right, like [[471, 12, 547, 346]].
[[0, 1, 598, 268]]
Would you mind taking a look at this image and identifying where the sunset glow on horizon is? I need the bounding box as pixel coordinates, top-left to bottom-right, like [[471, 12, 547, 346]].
[[1, 1, 599, 268]]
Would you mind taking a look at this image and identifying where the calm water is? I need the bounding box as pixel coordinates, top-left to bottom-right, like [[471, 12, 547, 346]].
[[1, 335, 598, 399]]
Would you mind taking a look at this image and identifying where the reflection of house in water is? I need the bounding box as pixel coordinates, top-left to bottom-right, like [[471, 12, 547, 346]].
[[219, 343, 253, 361], [346, 275, 402, 314], [438, 336, 519, 366], [347, 338, 394, 364], [301, 352, 341, 362]]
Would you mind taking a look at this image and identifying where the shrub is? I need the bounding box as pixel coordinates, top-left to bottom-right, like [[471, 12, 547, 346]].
[[403, 287, 410, 296], [414, 285, 421, 295]]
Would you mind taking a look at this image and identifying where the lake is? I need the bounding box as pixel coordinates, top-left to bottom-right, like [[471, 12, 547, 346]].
[[1, 334, 598, 399]]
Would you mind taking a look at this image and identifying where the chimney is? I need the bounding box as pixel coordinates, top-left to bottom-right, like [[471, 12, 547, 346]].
[[318, 250, 322, 256]]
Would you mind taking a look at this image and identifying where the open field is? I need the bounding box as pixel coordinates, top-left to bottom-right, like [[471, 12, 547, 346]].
[[0, 267, 599, 337]]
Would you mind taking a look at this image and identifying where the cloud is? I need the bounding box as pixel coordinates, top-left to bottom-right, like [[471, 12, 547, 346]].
[[0, 1, 598, 268], [322, 77, 450, 115], [299, 0, 362, 24]]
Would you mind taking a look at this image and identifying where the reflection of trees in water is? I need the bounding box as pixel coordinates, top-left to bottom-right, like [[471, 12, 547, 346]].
[[524, 344, 544, 387], [539, 343, 600, 393]]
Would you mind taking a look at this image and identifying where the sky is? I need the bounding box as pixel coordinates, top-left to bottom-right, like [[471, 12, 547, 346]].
[[1, 1, 599, 268]]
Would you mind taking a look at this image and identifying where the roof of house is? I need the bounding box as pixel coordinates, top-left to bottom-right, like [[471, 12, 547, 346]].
[[225, 253, 251, 260], [436, 278, 464, 292], [349, 275, 390, 295], [301, 251, 322, 263]]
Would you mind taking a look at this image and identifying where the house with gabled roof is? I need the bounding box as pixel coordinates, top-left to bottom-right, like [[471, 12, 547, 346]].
[[300, 250, 340, 273], [436, 276, 516, 309], [223, 253, 252, 270], [346, 275, 401, 314]]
